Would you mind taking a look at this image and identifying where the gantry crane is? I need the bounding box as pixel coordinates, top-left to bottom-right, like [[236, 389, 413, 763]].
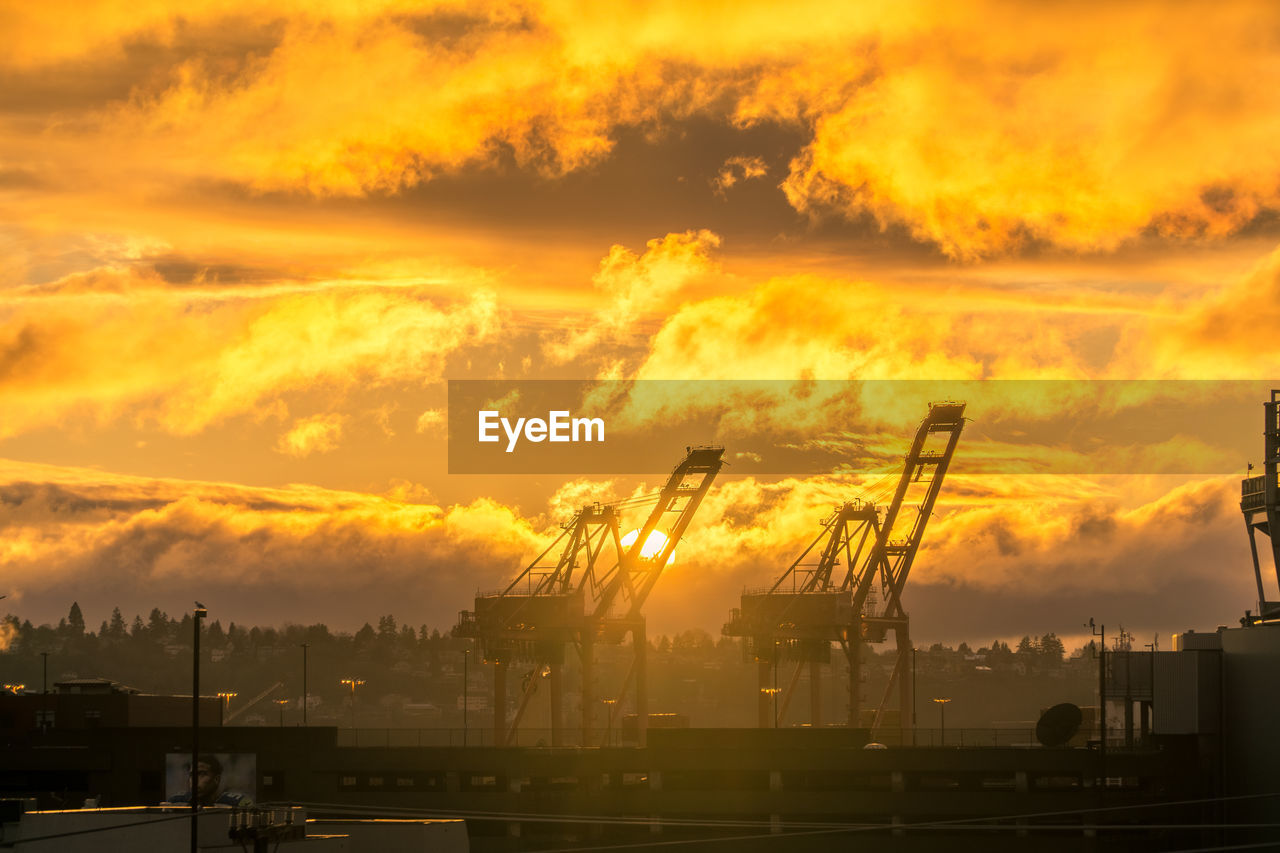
[[724, 402, 964, 732], [457, 446, 724, 746], [1242, 390, 1280, 624]]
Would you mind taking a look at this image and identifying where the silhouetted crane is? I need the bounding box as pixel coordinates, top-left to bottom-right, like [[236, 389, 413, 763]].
[[724, 402, 964, 733], [458, 446, 724, 746]]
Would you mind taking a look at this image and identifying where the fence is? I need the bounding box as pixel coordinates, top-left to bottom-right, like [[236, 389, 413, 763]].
[[332, 726, 1080, 748]]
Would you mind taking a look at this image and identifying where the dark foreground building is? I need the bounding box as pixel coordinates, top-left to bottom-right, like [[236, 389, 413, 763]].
[[0, 720, 1230, 852], [3, 623, 1279, 851]]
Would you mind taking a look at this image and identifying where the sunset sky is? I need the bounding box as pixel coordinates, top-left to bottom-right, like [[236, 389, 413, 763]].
[[3, 1, 1279, 649]]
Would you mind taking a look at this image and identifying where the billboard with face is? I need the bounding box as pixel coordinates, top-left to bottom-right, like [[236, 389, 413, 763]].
[[165, 752, 256, 807]]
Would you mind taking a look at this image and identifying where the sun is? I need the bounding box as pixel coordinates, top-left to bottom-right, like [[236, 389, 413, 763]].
[[620, 529, 674, 565]]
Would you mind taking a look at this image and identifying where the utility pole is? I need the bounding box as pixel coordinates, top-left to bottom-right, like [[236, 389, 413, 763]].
[[191, 602, 207, 853]]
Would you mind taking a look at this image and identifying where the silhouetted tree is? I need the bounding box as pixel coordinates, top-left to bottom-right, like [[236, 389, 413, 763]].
[[67, 602, 85, 637], [1039, 633, 1065, 666], [147, 608, 169, 642], [107, 607, 127, 640]]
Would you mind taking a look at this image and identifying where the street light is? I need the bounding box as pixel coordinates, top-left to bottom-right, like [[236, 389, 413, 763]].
[[191, 602, 207, 853], [3, 683, 24, 694], [601, 698, 618, 746], [216, 692, 237, 715], [1087, 617, 1107, 790], [761, 688, 782, 728], [911, 647, 918, 747], [341, 678, 365, 728], [932, 697, 951, 745], [274, 698, 288, 728]]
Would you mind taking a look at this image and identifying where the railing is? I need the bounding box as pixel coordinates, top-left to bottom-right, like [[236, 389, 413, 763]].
[[331, 726, 1150, 749], [871, 728, 1039, 748], [335, 727, 636, 748]]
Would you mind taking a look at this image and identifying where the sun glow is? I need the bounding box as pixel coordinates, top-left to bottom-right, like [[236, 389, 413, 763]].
[[621, 528, 674, 565]]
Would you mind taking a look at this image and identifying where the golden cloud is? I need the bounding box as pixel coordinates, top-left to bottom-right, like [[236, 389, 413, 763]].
[[0, 266, 498, 437], [275, 414, 345, 457], [542, 230, 721, 368], [0, 461, 550, 625], [713, 155, 768, 195], [6, 2, 1279, 256], [1123, 244, 1280, 378]]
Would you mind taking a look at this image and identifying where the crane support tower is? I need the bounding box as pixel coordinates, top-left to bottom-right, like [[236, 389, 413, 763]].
[[457, 446, 724, 747], [724, 401, 965, 733], [1242, 390, 1280, 624]]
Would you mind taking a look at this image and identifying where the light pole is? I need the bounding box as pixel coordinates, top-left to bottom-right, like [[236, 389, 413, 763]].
[[216, 692, 237, 719], [761, 688, 781, 728], [191, 602, 207, 853], [911, 647, 918, 747], [1088, 618, 1106, 789], [932, 697, 951, 745], [274, 698, 288, 727], [300, 643, 309, 727], [341, 678, 364, 728], [773, 639, 780, 726], [463, 648, 470, 747], [601, 698, 618, 746]]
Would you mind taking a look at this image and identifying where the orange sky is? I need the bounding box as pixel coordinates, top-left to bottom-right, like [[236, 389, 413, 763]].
[[1, 0, 1277, 644]]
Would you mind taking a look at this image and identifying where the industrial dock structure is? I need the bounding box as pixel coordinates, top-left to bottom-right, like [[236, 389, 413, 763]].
[[2, 392, 1280, 850]]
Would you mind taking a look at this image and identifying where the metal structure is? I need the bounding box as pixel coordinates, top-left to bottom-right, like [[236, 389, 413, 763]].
[[457, 446, 724, 746], [724, 402, 965, 732], [1242, 389, 1280, 624]]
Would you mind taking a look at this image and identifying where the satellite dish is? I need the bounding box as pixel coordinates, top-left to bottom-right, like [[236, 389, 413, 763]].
[[1036, 702, 1083, 747]]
